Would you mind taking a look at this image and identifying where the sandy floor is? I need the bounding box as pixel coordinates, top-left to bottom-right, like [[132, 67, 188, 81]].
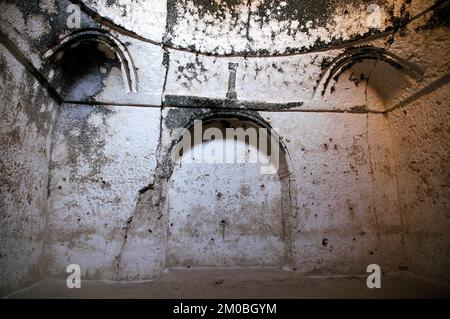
[[6, 268, 450, 299]]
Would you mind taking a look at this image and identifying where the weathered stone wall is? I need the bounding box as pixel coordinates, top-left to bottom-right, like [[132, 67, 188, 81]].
[[0, 44, 57, 296], [388, 82, 450, 282], [265, 112, 404, 275], [0, 0, 448, 295], [41, 108, 406, 280], [45, 104, 161, 280], [386, 2, 450, 282]]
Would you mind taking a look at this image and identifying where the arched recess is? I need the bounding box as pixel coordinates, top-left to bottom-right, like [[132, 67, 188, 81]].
[[313, 46, 424, 101], [43, 29, 138, 94], [162, 111, 298, 269]]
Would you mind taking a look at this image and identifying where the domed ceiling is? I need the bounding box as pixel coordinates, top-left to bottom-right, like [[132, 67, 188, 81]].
[[81, 0, 413, 55]]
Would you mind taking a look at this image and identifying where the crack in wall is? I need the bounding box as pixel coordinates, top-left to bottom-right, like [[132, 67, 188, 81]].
[[115, 62, 169, 279], [244, 0, 252, 52], [115, 182, 155, 280], [364, 59, 379, 106]]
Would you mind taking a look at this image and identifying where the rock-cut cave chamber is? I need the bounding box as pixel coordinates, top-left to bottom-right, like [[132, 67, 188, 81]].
[[0, 0, 449, 298]]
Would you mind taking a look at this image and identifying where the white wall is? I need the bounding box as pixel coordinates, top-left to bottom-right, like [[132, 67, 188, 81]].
[[1, 0, 449, 292], [0, 44, 57, 296]]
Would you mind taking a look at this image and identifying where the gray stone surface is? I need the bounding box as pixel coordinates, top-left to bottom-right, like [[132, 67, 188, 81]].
[[0, 0, 448, 297]]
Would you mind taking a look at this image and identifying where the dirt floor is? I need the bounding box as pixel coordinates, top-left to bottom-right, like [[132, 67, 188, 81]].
[[6, 268, 450, 299]]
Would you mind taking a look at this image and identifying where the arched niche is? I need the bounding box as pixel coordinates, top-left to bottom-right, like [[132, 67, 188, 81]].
[[314, 46, 424, 111], [42, 29, 137, 100], [163, 114, 298, 269]]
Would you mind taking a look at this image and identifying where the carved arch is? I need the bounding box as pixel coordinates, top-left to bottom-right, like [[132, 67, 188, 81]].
[[43, 29, 138, 93], [314, 46, 424, 100]]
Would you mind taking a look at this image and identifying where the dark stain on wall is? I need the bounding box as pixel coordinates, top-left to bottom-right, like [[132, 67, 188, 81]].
[[417, 1, 450, 30], [9, 0, 99, 56], [164, 95, 303, 111], [52, 104, 114, 175], [174, 56, 208, 87], [0, 50, 54, 134], [165, 107, 208, 130], [164, 107, 268, 131], [48, 41, 121, 100], [253, 0, 339, 28], [165, 0, 396, 55], [5, 0, 42, 20]]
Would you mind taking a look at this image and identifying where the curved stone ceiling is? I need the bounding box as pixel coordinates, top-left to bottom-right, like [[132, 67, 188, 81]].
[[81, 0, 411, 55]]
